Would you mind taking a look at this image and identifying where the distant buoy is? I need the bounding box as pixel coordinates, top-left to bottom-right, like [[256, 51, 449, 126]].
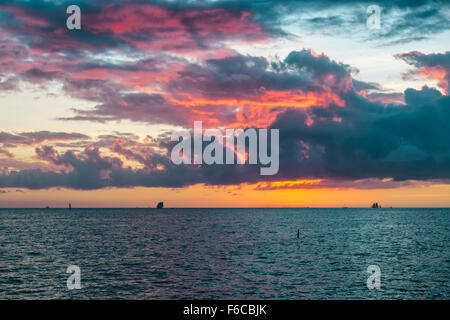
[[69, 203, 72, 210], [297, 229, 300, 239]]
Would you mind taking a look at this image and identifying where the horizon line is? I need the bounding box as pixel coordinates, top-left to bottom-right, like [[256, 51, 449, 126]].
[[1, 206, 450, 209]]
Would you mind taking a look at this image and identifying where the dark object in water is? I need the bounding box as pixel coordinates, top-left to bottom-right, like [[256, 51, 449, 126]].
[[297, 229, 300, 239], [371, 202, 381, 208], [45, 205, 50, 209], [156, 202, 164, 209], [69, 203, 72, 210]]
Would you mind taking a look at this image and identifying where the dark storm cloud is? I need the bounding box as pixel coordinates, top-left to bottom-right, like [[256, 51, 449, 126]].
[[1, 0, 448, 54], [0, 0, 449, 190], [395, 51, 450, 94], [395, 51, 450, 69], [167, 49, 354, 100], [58, 49, 352, 127], [0, 0, 116, 52], [58, 92, 196, 126], [0, 0, 269, 55], [271, 86, 450, 182], [1, 85, 449, 190], [0, 145, 264, 190]]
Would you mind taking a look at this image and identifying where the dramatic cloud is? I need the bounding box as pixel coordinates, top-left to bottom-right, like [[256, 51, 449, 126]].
[[0, 0, 268, 57], [395, 51, 450, 94], [271, 87, 450, 182], [61, 49, 351, 127], [0, 131, 91, 162], [1, 84, 449, 190], [0, 131, 90, 146], [0, 1, 449, 192], [84, 2, 268, 52]]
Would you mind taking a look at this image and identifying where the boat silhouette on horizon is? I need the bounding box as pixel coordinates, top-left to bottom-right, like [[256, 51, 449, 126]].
[[371, 202, 381, 208]]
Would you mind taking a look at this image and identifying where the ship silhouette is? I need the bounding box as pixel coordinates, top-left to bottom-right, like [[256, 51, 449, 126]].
[[156, 202, 164, 209], [371, 202, 381, 208]]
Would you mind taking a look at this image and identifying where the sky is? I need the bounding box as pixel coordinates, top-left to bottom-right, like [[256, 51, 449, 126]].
[[0, 0, 449, 207]]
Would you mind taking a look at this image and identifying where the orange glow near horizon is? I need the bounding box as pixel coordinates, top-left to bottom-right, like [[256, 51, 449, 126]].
[[1, 183, 450, 208], [255, 180, 324, 189]]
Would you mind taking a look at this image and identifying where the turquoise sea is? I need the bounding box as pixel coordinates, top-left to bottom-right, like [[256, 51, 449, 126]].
[[0, 208, 448, 299]]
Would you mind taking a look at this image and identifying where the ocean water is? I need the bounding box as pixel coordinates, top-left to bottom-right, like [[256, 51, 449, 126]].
[[0, 208, 449, 300]]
